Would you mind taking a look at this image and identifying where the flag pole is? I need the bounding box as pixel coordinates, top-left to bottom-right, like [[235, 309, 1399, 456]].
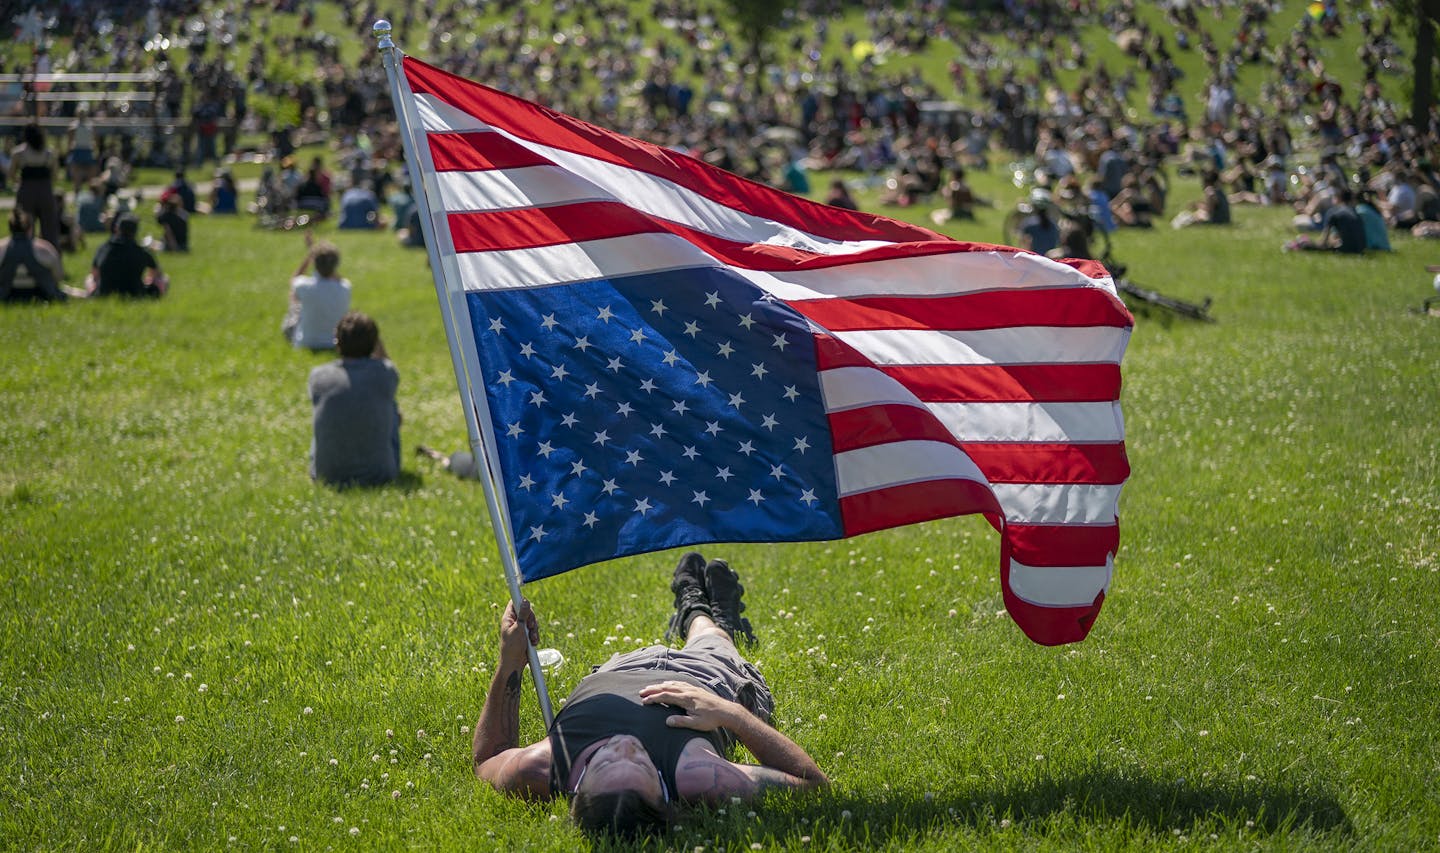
[[374, 20, 555, 727]]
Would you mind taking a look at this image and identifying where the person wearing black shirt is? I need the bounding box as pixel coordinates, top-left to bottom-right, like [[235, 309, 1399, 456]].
[[90, 214, 166, 297], [472, 555, 826, 838]]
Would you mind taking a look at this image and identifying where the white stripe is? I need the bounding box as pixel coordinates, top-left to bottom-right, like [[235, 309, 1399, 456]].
[[435, 166, 610, 212], [818, 366, 923, 412], [736, 250, 1117, 301], [415, 94, 492, 133], [834, 326, 1128, 367], [1007, 558, 1112, 607], [449, 233, 720, 291], [416, 95, 891, 256], [833, 440, 987, 497], [991, 482, 1121, 525], [927, 401, 1124, 443]]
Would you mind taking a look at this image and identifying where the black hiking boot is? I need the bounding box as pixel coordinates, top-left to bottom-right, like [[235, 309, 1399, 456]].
[[704, 559, 755, 645], [665, 552, 712, 643]]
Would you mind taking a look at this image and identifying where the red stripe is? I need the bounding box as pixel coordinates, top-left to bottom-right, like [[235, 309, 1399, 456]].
[[816, 339, 1121, 402], [446, 203, 1041, 276], [1005, 522, 1119, 567], [448, 202, 660, 252], [792, 290, 1133, 331], [840, 479, 1000, 536], [405, 57, 949, 247], [428, 131, 554, 171], [999, 531, 1105, 645], [829, 404, 958, 451], [961, 443, 1130, 484]]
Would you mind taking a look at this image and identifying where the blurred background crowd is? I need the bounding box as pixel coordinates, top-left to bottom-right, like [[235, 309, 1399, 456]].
[[2, 0, 1437, 293]]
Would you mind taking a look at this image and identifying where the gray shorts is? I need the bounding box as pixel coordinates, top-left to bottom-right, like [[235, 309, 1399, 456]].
[[593, 635, 774, 725]]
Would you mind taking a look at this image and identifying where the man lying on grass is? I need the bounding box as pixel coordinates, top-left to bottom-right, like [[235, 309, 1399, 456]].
[[473, 553, 828, 837]]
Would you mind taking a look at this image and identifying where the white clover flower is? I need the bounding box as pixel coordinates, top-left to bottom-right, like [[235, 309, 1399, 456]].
[[386, 729, 394, 738], [175, 715, 185, 723], [302, 707, 312, 715], [392, 790, 401, 799], [349, 827, 359, 836]]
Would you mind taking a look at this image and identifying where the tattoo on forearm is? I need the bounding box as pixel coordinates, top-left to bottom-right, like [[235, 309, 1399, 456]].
[[505, 670, 521, 699]]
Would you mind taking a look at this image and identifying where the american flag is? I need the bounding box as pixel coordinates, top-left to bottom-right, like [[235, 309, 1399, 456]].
[[397, 57, 1133, 645]]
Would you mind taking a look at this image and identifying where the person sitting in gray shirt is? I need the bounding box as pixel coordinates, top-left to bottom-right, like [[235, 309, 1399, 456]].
[[308, 312, 401, 487]]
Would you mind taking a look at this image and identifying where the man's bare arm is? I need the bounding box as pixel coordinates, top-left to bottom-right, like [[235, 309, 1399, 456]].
[[641, 680, 828, 799], [471, 600, 551, 798]]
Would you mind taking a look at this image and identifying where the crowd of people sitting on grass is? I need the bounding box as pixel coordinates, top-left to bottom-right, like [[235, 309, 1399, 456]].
[[4, 0, 1439, 304]]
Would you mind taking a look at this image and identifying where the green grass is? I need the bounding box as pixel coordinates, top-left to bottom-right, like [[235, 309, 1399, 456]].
[[3, 167, 1437, 852], [4, 2, 1440, 850]]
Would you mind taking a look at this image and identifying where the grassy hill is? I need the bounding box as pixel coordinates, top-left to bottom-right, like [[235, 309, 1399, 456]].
[[2, 2, 1438, 850]]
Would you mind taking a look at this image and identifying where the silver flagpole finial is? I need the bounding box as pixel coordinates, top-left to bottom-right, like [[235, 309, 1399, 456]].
[[373, 19, 394, 52]]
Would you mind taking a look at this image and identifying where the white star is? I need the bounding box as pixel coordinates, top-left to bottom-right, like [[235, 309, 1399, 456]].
[[570, 460, 587, 476], [518, 342, 536, 358], [728, 391, 746, 409], [639, 378, 657, 393], [551, 492, 569, 509], [738, 313, 756, 330], [800, 488, 818, 506], [783, 385, 800, 402], [751, 363, 768, 380], [683, 321, 702, 337], [650, 299, 668, 315], [793, 436, 810, 453], [760, 413, 779, 431], [704, 421, 721, 437], [624, 449, 643, 466], [506, 422, 524, 438], [584, 382, 602, 399], [704, 291, 721, 309], [528, 525, 547, 541], [593, 430, 611, 446], [671, 400, 689, 416], [518, 473, 536, 490], [540, 313, 558, 331], [772, 333, 789, 351], [737, 440, 755, 456], [633, 497, 653, 515], [629, 328, 646, 344], [658, 470, 676, 486], [582, 511, 599, 528], [528, 390, 547, 407], [561, 412, 579, 428], [716, 467, 734, 482], [550, 364, 569, 381], [694, 370, 713, 388], [488, 317, 505, 334], [601, 478, 619, 495], [616, 402, 634, 417], [573, 335, 593, 352], [606, 356, 624, 372], [692, 490, 710, 506], [662, 350, 680, 367], [537, 441, 556, 458], [496, 370, 515, 386], [747, 489, 765, 505], [649, 423, 667, 439], [769, 464, 786, 480], [597, 306, 615, 323], [682, 445, 699, 460], [717, 341, 734, 358]]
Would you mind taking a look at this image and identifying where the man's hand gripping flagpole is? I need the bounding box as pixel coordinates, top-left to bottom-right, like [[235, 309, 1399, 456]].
[[374, 19, 556, 726]]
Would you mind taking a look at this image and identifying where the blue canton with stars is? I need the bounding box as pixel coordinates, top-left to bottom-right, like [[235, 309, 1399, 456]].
[[468, 268, 842, 581]]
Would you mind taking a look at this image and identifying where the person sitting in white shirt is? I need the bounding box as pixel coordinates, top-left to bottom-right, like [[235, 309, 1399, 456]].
[[281, 231, 352, 351]]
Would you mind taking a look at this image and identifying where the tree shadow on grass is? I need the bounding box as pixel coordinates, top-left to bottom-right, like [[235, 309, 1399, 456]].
[[599, 768, 1352, 850]]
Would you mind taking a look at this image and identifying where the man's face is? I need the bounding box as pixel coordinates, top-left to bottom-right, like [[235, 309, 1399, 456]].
[[576, 734, 666, 806]]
